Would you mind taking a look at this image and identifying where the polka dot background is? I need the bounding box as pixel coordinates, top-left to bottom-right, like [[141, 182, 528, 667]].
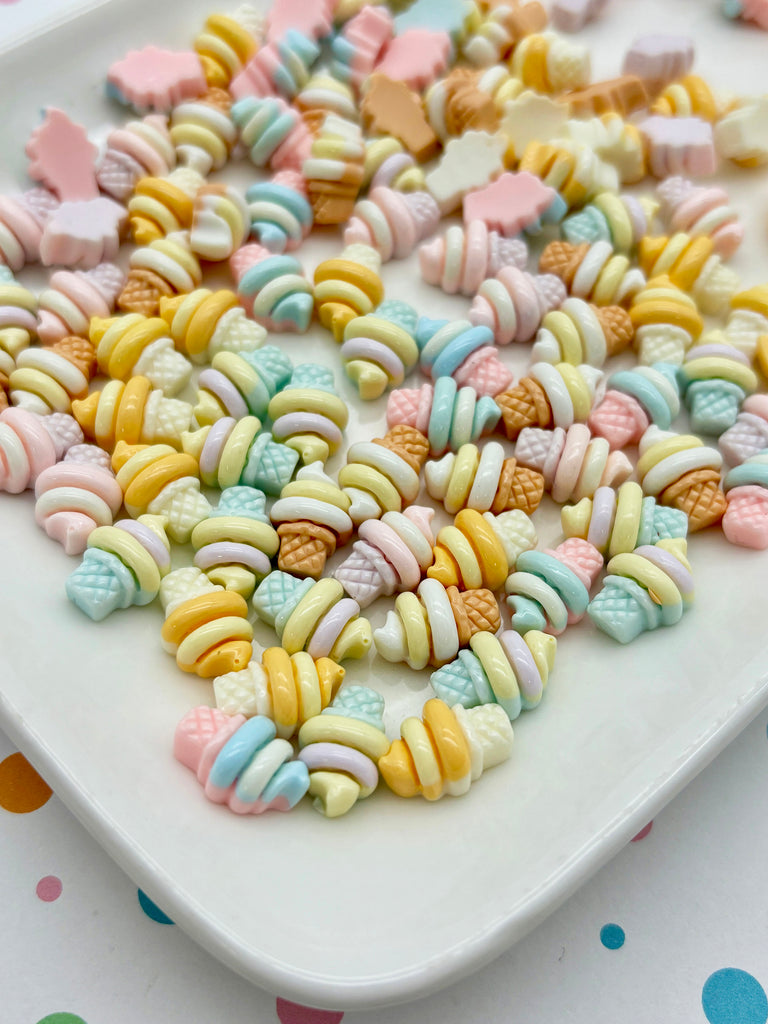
[[3, 710, 768, 1024]]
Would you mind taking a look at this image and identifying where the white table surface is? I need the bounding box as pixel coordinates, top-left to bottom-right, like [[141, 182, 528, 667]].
[[2, 1, 768, 1023]]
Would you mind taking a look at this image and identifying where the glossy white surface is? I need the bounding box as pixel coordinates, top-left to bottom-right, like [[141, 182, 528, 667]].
[[1, 0, 768, 1011]]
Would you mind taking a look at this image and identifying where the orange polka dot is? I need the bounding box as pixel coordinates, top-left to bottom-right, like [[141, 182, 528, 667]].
[[0, 752, 53, 813]]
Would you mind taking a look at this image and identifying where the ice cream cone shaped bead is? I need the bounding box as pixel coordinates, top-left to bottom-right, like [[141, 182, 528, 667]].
[[9, 336, 96, 415], [419, 222, 528, 297], [112, 440, 212, 543], [722, 453, 768, 549], [0, 189, 59, 272], [340, 299, 418, 400], [189, 183, 249, 262], [504, 538, 602, 633], [637, 234, 739, 317], [267, 363, 348, 464], [518, 141, 618, 210], [231, 96, 313, 171], [0, 408, 81, 493], [631, 280, 701, 370], [303, 113, 365, 225], [313, 243, 384, 341], [587, 538, 693, 643], [532, 298, 634, 367], [429, 508, 537, 592], [424, 69, 499, 141], [159, 289, 265, 365], [89, 313, 192, 396], [97, 115, 176, 201], [515, 424, 632, 504], [270, 463, 353, 578], [230, 243, 313, 332], [252, 572, 372, 661], [182, 417, 298, 495], [170, 87, 237, 176], [563, 112, 646, 185], [636, 426, 726, 532], [588, 362, 680, 450], [378, 698, 513, 800], [338, 424, 429, 524], [495, 362, 605, 442], [193, 5, 262, 88], [33, 457, 123, 554], [245, 170, 313, 253], [36, 264, 126, 345], [192, 485, 278, 597], [363, 138, 426, 192], [127, 168, 203, 244], [415, 318, 514, 398], [334, 505, 435, 608], [117, 233, 202, 317], [719, 395, 768, 465], [425, 441, 546, 516], [66, 514, 170, 618], [330, 4, 393, 90], [539, 240, 645, 307], [561, 193, 656, 255], [295, 71, 358, 120], [72, 377, 193, 450], [462, 2, 548, 66], [0, 268, 37, 362], [174, 707, 309, 814], [651, 75, 722, 120], [387, 377, 501, 455], [679, 344, 758, 436], [431, 628, 555, 719], [561, 481, 689, 558], [469, 268, 566, 346], [160, 566, 253, 676], [298, 685, 389, 817], [656, 177, 743, 259], [214, 647, 344, 734], [230, 28, 318, 101], [510, 32, 590, 92], [375, 578, 501, 670], [343, 187, 440, 263], [193, 344, 292, 426]]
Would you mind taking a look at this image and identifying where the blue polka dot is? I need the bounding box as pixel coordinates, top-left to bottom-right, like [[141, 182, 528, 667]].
[[137, 888, 174, 925], [600, 923, 625, 950], [703, 969, 768, 1024]]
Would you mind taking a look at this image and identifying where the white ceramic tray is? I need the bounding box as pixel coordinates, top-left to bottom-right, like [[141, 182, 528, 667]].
[[2, 0, 768, 1010]]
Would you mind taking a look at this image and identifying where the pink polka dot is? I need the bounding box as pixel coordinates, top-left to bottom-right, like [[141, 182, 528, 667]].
[[631, 821, 653, 842], [275, 998, 344, 1024], [36, 875, 63, 902]]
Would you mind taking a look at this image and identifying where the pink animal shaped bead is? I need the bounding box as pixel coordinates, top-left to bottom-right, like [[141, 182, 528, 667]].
[[343, 187, 441, 263], [38, 198, 127, 270], [722, 453, 768, 549], [552, 0, 609, 32], [463, 171, 560, 238], [419, 221, 528, 296], [622, 34, 694, 94], [0, 189, 59, 272], [33, 456, 124, 555], [0, 408, 82, 493], [469, 267, 566, 345], [97, 114, 176, 201], [719, 395, 768, 465], [374, 28, 451, 91], [107, 48, 207, 112], [266, 0, 334, 44], [638, 116, 717, 179], [657, 177, 743, 259], [515, 422, 633, 504], [334, 505, 435, 608], [36, 263, 126, 344], [174, 706, 309, 814]]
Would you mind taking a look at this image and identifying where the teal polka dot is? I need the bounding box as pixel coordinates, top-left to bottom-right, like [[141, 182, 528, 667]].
[[600, 923, 625, 949], [702, 969, 768, 1024], [35, 1015, 88, 1024], [137, 888, 174, 925]]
